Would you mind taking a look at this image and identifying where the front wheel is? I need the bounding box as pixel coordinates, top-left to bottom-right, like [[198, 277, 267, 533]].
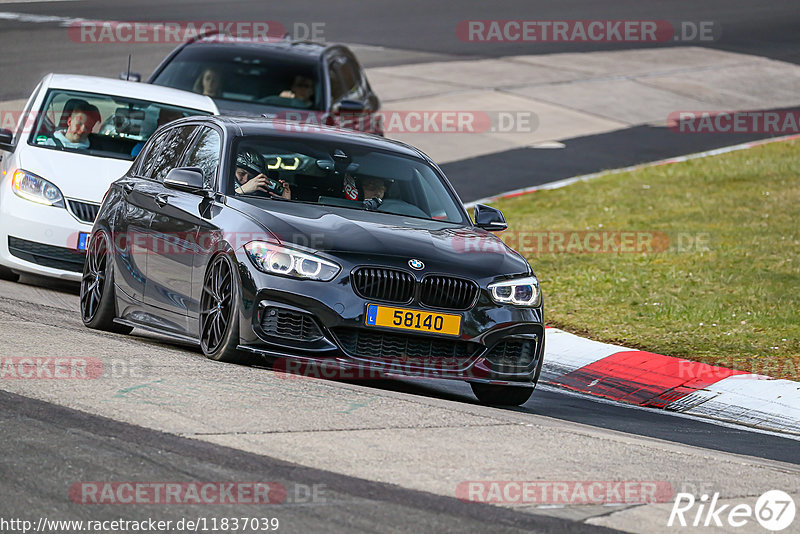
[[80, 230, 132, 334], [470, 383, 534, 406], [200, 253, 248, 364]]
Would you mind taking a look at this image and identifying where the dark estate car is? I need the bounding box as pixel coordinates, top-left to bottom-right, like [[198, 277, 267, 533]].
[[147, 34, 383, 135], [80, 116, 544, 405]]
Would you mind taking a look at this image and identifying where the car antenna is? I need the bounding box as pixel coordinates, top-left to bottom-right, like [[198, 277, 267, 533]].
[[125, 54, 132, 81]]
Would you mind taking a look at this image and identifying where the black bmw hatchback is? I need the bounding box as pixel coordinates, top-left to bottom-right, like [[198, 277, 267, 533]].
[[80, 116, 544, 405]]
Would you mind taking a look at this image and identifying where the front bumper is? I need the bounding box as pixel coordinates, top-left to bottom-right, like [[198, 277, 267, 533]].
[[0, 190, 93, 281], [236, 262, 544, 385]]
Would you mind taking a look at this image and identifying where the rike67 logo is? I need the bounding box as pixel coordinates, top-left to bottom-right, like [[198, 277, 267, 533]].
[[668, 490, 796, 531]]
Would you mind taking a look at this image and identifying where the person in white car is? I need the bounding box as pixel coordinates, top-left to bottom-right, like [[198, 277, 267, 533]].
[[46, 101, 102, 149]]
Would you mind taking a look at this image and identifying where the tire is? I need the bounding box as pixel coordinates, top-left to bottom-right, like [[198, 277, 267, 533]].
[[80, 230, 133, 335], [470, 382, 534, 406], [0, 264, 19, 282], [199, 253, 248, 364]]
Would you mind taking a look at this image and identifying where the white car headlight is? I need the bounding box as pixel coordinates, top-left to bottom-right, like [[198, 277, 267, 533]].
[[244, 241, 340, 281], [11, 169, 65, 207], [488, 276, 541, 306]]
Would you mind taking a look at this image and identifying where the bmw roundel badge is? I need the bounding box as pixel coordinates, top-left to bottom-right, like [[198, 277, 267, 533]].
[[408, 259, 424, 270]]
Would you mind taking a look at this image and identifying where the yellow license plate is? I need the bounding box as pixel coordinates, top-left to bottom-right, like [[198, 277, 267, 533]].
[[364, 304, 461, 336]]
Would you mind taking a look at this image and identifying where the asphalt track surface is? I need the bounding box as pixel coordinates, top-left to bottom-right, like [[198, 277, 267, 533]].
[[0, 390, 614, 534], [1, 1, 799, 531], [1, 0, 799, 99], [0, 276, 798, 533]]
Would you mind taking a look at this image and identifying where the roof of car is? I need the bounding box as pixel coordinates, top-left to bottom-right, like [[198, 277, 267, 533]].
[[42, 74, 219, 113], [192, 115, 426, 159], [184, 35, 336, 60]]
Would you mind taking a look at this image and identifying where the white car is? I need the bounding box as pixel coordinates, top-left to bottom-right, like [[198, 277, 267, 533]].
[[0, 74, 218, 281]]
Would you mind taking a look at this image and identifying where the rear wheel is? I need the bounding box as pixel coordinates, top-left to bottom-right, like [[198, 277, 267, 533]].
[[470, 383, 534, 406], [80, 230, 132, 334], [200, 254, 248, 364]]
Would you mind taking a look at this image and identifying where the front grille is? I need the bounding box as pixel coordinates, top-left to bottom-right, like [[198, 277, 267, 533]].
[[260, 307, 323, 342], [420, 275, 479, 310], [8, 236, 85, 272], [67, 199, 100, 224], [351, 267, 415, 303], [484, 339, 538, 370], [334, 327, 479, 366]]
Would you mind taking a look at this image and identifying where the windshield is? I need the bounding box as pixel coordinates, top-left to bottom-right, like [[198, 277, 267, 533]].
[[151, 48, 323, 111], [230, 136, 467, 224], [28, 89, 211, 160]]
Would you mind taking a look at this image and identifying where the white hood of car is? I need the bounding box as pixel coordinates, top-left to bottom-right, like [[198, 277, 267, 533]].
[[18, 146, 132, 203]]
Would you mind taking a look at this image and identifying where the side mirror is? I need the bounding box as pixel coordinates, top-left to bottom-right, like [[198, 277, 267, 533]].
[[0, 128, 14, 152], [337, 99, 365, 113], [164, 167, 212, 197], [474, 204, 507, 231], [119, 72, 142, 82]]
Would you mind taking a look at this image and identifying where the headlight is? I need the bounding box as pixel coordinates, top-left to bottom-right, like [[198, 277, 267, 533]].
[[11, 169, 65, 207], [488, 276, 541, 306], [244, 241, 340, 281]]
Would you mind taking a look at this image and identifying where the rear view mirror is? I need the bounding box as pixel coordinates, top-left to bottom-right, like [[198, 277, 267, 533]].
[[337, 100, 365, 113], [164, 167, 212, 197], [474, 204, 508, 231]]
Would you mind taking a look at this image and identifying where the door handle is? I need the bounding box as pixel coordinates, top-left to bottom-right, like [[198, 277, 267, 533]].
[[154, 193, 171, 207], [122, 182, 134, 195]]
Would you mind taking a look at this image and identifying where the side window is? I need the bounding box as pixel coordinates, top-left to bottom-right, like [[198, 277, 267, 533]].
[[182, 127, 221, 189], [137, 129, 170, 178], [331, 55, 365, 101], [149, 125, 198, 182], [328, 60, 345, 103], [338, 56, 363, 100]]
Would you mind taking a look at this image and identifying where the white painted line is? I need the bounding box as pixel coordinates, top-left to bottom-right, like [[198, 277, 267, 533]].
[[464, 133, 800, 208]]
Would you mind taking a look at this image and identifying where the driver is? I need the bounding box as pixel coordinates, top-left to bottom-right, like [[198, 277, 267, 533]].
[[234, 148, 291, 199], [343, 174, 389, 201], [362, 177, 387, 200]]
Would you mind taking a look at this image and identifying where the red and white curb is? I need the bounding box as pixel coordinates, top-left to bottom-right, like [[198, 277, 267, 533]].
[[542, 327, 800, 436]]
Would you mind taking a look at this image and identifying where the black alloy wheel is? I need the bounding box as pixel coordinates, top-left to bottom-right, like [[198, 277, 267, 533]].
[[200, 254, 246, 363], [80, 230, 132, 334]]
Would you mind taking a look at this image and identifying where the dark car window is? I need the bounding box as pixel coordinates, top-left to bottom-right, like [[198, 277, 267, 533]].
[[182, 127, 221, 189], [229, 136, 467, 224], [137, 128, 170, 178], [337, 54, 365, 101], [151, 46, 323, 111], [146, 125, 199, 182], [327, 59, 346, 103]]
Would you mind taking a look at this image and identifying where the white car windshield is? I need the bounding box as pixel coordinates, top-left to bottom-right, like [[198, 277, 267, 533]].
[[28, 89, 211, 160]]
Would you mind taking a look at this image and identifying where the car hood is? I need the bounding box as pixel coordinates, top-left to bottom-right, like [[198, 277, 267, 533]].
[[238, 201, 530, 277], [19, 147, 132, 203]]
